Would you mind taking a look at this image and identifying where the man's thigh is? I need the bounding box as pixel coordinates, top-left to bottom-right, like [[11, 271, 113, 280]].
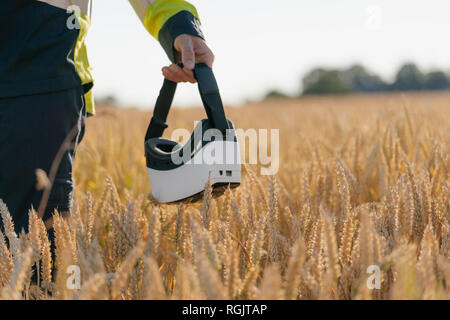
[[0, 86, 86, 234]]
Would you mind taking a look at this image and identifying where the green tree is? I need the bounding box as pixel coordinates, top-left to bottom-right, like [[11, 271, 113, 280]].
[[302, 68, 353, 95], [424, 71, 450, 90], [390, 63, 424, 91], [342, 65, 388, 92], [264, 89, 290, 100]]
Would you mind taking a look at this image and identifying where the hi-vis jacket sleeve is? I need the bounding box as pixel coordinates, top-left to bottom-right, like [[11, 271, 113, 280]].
[[128, 0, 205, 63]]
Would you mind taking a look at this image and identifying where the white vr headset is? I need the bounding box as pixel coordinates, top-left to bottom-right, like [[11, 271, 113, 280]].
[[144, 64, 241, 203]]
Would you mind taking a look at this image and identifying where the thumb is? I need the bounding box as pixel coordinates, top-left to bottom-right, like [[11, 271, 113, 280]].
[[180, 38, 195, 70]]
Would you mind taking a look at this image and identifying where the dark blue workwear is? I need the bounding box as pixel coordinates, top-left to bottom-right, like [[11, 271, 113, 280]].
[[0, 86, 86, 234]]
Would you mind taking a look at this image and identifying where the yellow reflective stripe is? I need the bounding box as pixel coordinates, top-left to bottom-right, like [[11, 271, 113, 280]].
[[84, 89, 94, 116], [74, 12, 95, 115], [143, 0, 200, 39]]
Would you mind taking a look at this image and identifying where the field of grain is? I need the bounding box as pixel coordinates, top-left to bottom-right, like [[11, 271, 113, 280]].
[[0, 92, 449, 299]]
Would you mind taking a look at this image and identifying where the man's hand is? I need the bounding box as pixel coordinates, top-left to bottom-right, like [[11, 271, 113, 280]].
[[162, 34, 215, 83]]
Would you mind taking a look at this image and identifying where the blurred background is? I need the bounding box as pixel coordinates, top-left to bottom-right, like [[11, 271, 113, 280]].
[[86, 0, 450, 108]]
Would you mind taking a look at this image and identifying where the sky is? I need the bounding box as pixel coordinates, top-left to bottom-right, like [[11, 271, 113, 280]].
[[85, 0, 450, 108]]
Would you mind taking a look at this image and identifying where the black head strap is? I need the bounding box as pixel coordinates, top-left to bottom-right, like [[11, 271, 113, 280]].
[[145, 78, 177, 141], [145, 63, 229, 142]]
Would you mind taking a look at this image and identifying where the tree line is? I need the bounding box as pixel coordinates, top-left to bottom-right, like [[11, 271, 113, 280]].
[[265, 63, 450, 99]]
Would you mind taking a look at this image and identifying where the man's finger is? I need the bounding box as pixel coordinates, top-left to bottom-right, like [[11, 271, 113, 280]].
[[196, 51, 215, 68], [162, 67, 175, 80], [162, 67, 179, 81], [181, 39, 195, 70], [168, 64, 182, 73], [168, 64, 194, 82], [204, 51, 215, 68], [181, 68, 196, 83], [162, 65, 193, 83]]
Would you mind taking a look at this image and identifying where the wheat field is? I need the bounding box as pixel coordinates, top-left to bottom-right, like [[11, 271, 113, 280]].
[[0, 92, 449, 300]]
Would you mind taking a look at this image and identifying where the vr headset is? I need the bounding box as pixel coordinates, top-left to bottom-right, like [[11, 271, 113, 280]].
[[144, 63, 241, 203]]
